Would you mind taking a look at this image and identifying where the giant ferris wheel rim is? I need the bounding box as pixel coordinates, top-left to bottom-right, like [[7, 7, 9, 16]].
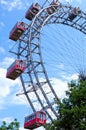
[[17, 3, 86, 121]]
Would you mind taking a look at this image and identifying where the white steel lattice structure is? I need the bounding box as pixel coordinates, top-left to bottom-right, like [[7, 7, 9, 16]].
[[10, 0, 86, 121]]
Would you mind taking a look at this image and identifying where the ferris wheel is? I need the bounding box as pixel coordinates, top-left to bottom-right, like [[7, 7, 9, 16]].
[[6, 0, 86, 125]]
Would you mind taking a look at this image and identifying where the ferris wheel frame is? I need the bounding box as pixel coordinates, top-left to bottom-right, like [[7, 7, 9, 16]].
[[10, 3, 86, 121]]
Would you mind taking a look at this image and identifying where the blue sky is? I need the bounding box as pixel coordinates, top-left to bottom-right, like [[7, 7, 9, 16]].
[[0, 0, 86, 129]]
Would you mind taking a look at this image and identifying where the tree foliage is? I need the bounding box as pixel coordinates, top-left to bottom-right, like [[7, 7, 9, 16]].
[[0, 118, 20, 130], [45, 79, 86, 130]]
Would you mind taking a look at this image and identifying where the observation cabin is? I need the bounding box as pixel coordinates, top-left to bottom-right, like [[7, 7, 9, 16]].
[[24, 111, 46, 129], [47, 0, 60, 14], [9, 21, 27, 41], [25, 2, 41, 20], [6, 60, 26, 80], [68, 7, 81, 20]]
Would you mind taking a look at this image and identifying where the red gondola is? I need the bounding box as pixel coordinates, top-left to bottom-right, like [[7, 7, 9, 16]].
[[25, 2, 41, 20], [24, 111, 46, 129], [47, 0, 60, 14], [6, 60, 26, 80], [68, 7, 81, 20], [9, 21, 27, 41]]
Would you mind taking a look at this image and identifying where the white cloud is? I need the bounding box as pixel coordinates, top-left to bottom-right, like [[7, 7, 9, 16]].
[[0, 57, 14, 68], [0, 47, 5, 54], [0, 57, 21, 109], [0, 56, 31, 108], [0, 68, 10, 98], [61, 73, 78, 81], [0, 22, 5, 29], [1, 0, 29, 11], [0, 67, 20, 108], [51, 78, 68, 98], [11, 94, 28, 105]]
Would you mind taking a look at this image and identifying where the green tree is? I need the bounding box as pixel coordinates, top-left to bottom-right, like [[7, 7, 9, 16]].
[[45, 79, 86, 130], [0, 118, 20, 130]]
